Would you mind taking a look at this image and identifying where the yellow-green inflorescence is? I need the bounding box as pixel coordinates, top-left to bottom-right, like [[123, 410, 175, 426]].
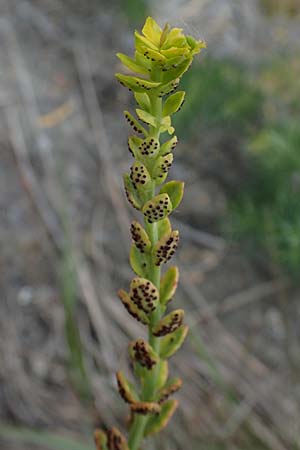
[[94, 17, 205, 450]]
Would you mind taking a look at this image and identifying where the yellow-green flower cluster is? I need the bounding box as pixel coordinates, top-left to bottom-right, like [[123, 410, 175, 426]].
[[116, 16, 206, 88]]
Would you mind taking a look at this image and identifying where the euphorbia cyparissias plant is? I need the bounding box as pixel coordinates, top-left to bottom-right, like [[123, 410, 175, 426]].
[[94, 17, 205, 450]]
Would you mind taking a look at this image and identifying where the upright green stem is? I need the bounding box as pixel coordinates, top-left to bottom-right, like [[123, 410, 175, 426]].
[[128, 96, 163, 450], [128, 415, 148, 450]]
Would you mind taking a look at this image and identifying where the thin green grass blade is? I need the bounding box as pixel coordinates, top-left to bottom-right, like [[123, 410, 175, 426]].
[[0, 424, 94, 450]]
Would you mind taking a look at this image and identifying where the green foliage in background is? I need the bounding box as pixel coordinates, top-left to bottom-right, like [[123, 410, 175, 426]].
[[61, 239, 91, 398], [121, 0, 149, 26], [174, 54, 300, 281], [260, 56, 300, 119], [0, 425, 93, 450], [260, 0, 300, 16], [224, 55, 300, 280], [173, 58, 263, 139], [226, 123, 300, 279], [57, 161, 91, 399]]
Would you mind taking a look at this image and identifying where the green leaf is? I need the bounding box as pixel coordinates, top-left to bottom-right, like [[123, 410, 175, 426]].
[[163, 91, 185, 117], [94, 429, 108, 450], [116, 53, 149, 76], [144, 400, 178, 437], [153, 230, 179, 266], [159, 136, 178, 155], [160, 180, 184, 210], [142, 193, 172, 223], [159, 325, 189, 359], [161, 27, 186, 49], [123, 173, 142, 210], [129, 277, 159, 313], [160, 136, 178, 155], [118, 289, 149, 325], [124, 111, 147, 136], [116, 371, 139, 404], [162, 54, 186, 68], [134, 31, 158, 51], [116, 73, 161, 93], [186, 36, 206, 55], [129, 244, 150, 277], [156, 360, 169, 390], [130, 221, 151, 253], [134, 92, 151, 112], [161, 47, 188, 59], [157, 377, 182, 404], [152, 154, 173, 184], [136, 108, 157, 127], [135, 51, 151, 71], [139, 46, 166, 64], [160, 266, 179, 305], [162, 58, 192, 84], [157, 217, 172, 239], [153, 78, 180, 97], [159, 23, 171, 47], [142, 17, 162, 47], [152, 309, 184, 337], [128, 135, 142, 158]]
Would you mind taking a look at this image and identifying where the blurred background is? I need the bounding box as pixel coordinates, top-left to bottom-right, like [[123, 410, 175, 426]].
[[0, 0, 300, 449]]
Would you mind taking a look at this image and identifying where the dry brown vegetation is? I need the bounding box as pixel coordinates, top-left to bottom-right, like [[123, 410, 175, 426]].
[[0, 1, 300, 450]]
